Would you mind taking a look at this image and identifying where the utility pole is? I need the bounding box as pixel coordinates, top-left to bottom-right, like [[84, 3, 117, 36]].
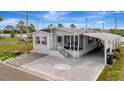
[[115, 17, 117, 34], [102, 19, 104, 32], [26, 11, 29, 53], [86, 17, 87, 30], [36, 20, 38, 31]]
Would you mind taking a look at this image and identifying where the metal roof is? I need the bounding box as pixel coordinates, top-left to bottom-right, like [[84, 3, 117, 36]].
[[39, 27, 100, 34], [84, 33, 121, 41], [34, 28, 121, 41]]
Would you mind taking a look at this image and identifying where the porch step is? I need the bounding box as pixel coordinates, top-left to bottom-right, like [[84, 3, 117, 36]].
[[49, 50, 65, 58], [58, 47, 73, 58]]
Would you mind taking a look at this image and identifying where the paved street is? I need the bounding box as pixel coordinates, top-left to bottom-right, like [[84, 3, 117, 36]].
[[0, 62, 48, 81]]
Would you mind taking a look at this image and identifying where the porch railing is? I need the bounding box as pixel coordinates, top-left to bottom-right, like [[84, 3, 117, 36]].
[[57, 47, 73, 58]]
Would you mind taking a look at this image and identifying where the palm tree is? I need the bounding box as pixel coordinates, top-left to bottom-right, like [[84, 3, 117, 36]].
[[48, 24, 53, 28], [57, 23, 64, 28], [70, 24, 76, 29], [28, 24, 35, 33], [16, 21, 26, 41]]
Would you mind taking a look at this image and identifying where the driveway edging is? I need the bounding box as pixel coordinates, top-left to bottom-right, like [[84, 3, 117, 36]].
[[94, 64, 105, 81]]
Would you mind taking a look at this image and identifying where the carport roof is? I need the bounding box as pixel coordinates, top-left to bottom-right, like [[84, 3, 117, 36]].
[[83, 33, 121, 41]]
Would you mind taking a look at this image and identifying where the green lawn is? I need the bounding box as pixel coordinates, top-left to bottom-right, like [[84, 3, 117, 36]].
[[0, 38, 18, 45], [97, 44, 124, 81], [0, 38, 33, 60]]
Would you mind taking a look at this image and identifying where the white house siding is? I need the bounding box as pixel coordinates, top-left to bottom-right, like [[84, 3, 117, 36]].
[[67, 50, 80, 58], [50, 33, 57, 50], [121, 37, 124, 43], [0, 34, 11, 39], [33, 31, 50, 54], [78, 35, 98, 57]]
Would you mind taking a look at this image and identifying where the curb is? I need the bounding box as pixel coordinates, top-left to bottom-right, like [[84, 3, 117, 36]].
[[0, 62, 52, 81]]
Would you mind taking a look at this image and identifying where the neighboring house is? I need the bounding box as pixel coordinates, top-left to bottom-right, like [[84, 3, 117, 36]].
[[32, 27, 121, 65], [120, 37, 124, 43], [15, 34, 27, 41], [0, 34, 11, 39], [15, 33, 33, 41]]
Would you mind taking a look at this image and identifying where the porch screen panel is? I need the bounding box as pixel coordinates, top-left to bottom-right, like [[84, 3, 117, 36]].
[[64, 36, 70, 49], [79, 35, 83, 50]]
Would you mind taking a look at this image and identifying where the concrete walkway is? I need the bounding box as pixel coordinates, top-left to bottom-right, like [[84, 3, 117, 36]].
[[22, 48, 105, 81]]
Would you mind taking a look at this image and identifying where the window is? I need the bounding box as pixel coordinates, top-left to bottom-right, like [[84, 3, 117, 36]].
[[35, 36, 40, 44], [96, 38, 98, 41], [42, 36, 47, 45], [58, 36, 62, 42], [88, 37, 93, 44]]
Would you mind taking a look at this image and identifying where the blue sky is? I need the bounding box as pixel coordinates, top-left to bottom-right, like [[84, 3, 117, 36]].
[[0, 11, 124, 29]]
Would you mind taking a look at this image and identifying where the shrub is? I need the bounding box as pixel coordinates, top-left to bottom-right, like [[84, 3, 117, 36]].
[[10, 31, 15, 38], [12, 51, 21, 56], [113, 51, 120, 60]]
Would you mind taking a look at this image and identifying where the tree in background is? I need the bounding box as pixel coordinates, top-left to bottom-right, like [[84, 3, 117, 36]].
[[4, 25, 14, 32], [28, 24, 35, 33], [70, 24, 76, 29], [108, 29, 122, 35], [3, 25, 15, 37], [0, 15, 3, 22], [16, 21, 26, 41], [0, 15, 3, 33], [48, 24, 53, 28], [57, 23, 64, 28]]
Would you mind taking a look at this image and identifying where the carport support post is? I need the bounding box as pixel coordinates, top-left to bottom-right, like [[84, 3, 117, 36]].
[[104, 41, 107, 65], [73, 34, 76, 59], [70, 35, 71, 50], [50, 27, 52, 49], [55, 35, 56, 49], [78, 35, 79, 51], [63, 35, 64, 48]]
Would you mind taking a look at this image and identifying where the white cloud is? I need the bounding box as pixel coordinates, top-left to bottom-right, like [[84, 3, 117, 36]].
[[113, 11, 124, 14], [42, 11, 71, 21], [97, 20, 104, 24], [98, 11, 124, 15], [0, 18, 19, 28], [98, 11, 107, 15]]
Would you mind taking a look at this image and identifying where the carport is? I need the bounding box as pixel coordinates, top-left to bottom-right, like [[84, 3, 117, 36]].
[[84, 33, 121, 65]]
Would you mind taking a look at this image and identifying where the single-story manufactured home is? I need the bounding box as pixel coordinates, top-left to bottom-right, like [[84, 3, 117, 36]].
[[32, 27, 121, 65], [0, 34, 11, 39]]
